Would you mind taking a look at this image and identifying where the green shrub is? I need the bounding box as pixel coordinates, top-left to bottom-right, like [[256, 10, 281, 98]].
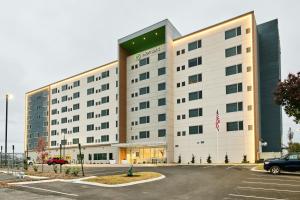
[[191, 154, 195, 164], [178, 155, 181, 164], [127, 165, 133, 177], [65, 167, 71, 175], [53, 165, 58, 173], [23, 159, 28, 171], [71, 167, 80, 176], [225, 154, 229, 164], [207, 155, 212, 164], [33, 165, 38, 172]]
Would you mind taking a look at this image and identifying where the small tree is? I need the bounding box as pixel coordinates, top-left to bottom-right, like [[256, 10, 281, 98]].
[[207, 155, 212, 164], [178, 155, 181, 164], [225, 154, 229, 164], [274, 72, 300, 124], [287, 127, 294, 144], [36, 137, 48, 173], [191, 154, 195, 164], [288, 143, 300, 153]]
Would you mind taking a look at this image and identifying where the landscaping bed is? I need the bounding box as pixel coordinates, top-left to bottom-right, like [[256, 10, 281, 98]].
[[84, 172, 162, 185]]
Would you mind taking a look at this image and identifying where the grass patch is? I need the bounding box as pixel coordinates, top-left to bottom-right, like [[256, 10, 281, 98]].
[[85, 172, 162, 185]]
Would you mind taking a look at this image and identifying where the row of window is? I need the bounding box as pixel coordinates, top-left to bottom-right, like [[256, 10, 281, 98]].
[[50, 135, 110, 147]]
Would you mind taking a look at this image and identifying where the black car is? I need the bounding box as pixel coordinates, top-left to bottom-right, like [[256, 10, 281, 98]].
[[264, 153, 300, 175]]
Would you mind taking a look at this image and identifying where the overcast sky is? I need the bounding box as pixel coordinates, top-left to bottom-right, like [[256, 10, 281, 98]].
[[0, 0, 299, 153]]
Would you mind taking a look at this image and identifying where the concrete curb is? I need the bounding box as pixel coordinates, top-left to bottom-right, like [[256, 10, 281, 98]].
[[0, 170, 49, 180], [72, 175, 166, 187]]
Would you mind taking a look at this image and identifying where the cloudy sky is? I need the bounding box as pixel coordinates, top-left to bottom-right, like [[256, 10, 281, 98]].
[[0, 0, 299, 153]]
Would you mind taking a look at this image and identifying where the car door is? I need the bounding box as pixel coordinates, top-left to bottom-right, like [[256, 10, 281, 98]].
[[285, 154, 299, 171]]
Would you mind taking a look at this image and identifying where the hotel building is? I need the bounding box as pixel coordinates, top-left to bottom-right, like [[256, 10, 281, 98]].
[[25, 11, 281, 164]]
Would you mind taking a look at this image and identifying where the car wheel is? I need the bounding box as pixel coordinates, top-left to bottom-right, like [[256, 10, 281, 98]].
[[270, 166, 280, 175]]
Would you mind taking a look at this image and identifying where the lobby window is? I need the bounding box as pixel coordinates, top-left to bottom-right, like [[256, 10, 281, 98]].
[[158, 67, 166, 76], [87, 112, 94, 119], [87, 100, 95, 107], [139, 72, 150, 81], [226, 64, 242, 76], [139, 131, 150, 139], [188, 40, 202, 51], [158, 129, 166, 137], [86, 136, 94, 143], [139, 86, 150, 95], [189, 91, 202, 101], [139, 101, 150, 110], [189, 108, 203, 118], [101, 96, 109, 104], [139, 57, 150, 66], [158, 82, 166, 91], [86, 88, 94, 96], [226, 102, 243, 113], [225, 26, 241, 40], [73, 103, 80, 110], [101, 135, 109, 142], [87, 124, 94, 131], [188, 57, 202, 68], [73, 126, 79, 133], [101, 83, 109, 91], [226, 121, 243, 132], [225, 45, 242, 57], [189, 125, 203, 135], [158, 98, 166, 106], [101, 109, 109, 116], [61, 95, 68, 102], [158, 113, 166, 122], [51, 141, 57, 146], [139, 116, 150, 124], [73, 115, 80, 122], [73, 80, 80, 87], [51, 98, 58, 105], [94, 153, 107, 160], [226, 83, 243, 94], [87, 75, 95, 83], [73, 92, 80, 99], [61, 106, 67, 113], [61, 84, 68, 91], [188, 73, 202, 84], [158, 52, 166, 60], [101, 122, 109, 129]]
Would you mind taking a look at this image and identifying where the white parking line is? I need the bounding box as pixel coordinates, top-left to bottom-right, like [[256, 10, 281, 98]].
[[247, 177, 300, 183], [17, 185, 79, 197], [228, 194, 287, 200], [251, 174, 300, 180], [243, 181, 300, 187], [226, 166, 235, 170], [238, 186, 300, 193]]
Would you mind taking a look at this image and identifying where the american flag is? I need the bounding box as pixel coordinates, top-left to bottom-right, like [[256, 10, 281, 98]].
[[216, 109, 220, 132]]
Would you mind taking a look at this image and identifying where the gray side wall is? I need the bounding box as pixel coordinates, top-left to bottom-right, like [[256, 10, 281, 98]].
[[257, 19, 282, 152]]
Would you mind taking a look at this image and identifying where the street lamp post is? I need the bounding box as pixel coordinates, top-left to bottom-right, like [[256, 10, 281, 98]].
[[4, 94, 8, 167], [0, 146, 2, 168]]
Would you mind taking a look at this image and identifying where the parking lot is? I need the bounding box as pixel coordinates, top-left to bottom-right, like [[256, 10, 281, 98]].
[[1, 165, 300, 200]]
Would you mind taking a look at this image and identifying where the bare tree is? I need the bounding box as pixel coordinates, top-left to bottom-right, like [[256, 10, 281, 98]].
[[36, 137, 48, 172]]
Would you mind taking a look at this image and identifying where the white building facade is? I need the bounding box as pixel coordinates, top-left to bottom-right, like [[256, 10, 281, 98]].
[[25, 11, 281, 164]]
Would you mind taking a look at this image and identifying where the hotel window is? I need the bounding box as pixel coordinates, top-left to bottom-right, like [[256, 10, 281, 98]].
[[139, 131, 150, 139], [73, 92, 80, 99], [73, 126, 79, 133], [188, 73, 202, 84], [225, 45, 242, 57], [158, 67, 166, 76], [61, 95, 68, 102], [189, 125, 203, 135], [139, 57, 150, 66], [188, 40, 202, 51], [189, 91, 202, 101], [226, 102, 243, 113], [158, 113, 166, 122], [158, 82, 166, 91], [61, 139, 67, 145], [87, 100, 94, 107], [73, 103, 80, 110], [139, 101, 150, 110], [73, 80, 80, 87], [139, 72, 150, 81], [101, 109, 109, 116], [181, 49, 185, 54], [87, 112, 94, 119], [188, 57, 202, 68], [51, 109, 57, 115], [73, 115, 80, 121], [176, 50, 180, 56], [61, 128, 67, 134], [52, 88, 58, 94], [51, 141, 57, 146], [101, 135, 109, 142], [158, 129, 166, 137], [51, 120, 57, 125], [51, 98, 58, 105], [101, 122, 109, 129], [139, 116, 150, 124], [61, 117, 67, 124], [51, 130, 57, 136], [86, 136, 94, 143], [158, 98, 166, 106], [102, 70, 110, 78], [139, 86, 150, 95], [61, 106, 67, 113], [226, 83, 243, 94], [87, 75, 94, 83], [225, 64, 242, 76], [225, 26, 241, 40], [73, 138, 79, 144], [101, 96, 109, 104], [61, 84, 68, 91], [189, 108, 203, 118], [87, 88, 94, 95], [226, 121, 243, 131], [87, 124, 94, 131], [94, 153, 107, 160], [101, 83, 109, 91], [158, 52, 166, 61]]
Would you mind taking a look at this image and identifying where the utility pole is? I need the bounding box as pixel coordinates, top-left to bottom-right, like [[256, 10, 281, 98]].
[[4, 94, 8, 167], [0, 146, 2, 168], [12, 145, 14, 170]]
